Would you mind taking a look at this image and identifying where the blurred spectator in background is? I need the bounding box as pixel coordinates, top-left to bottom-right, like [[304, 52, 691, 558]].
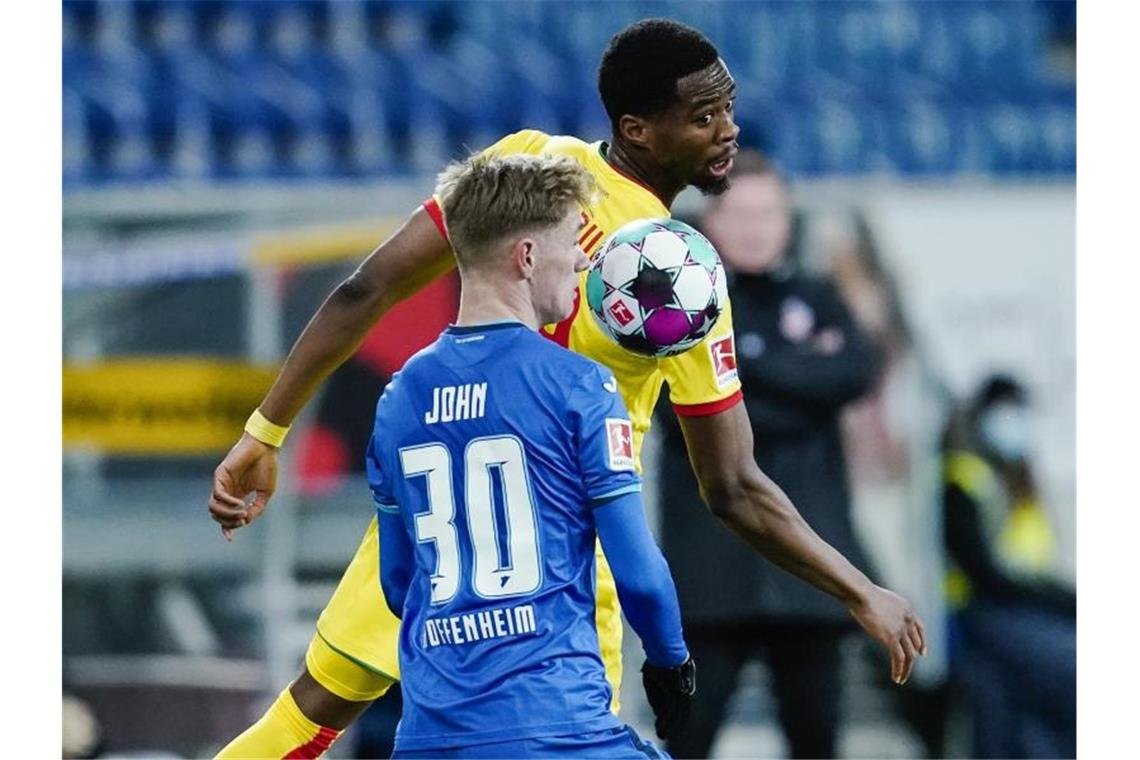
[[820, 214, 915, 487], [658, 152, 882, 759], [942, 374, 1075, 759], [812, 209, 954, 756]]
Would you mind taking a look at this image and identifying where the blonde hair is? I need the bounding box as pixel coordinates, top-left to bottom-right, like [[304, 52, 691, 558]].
[[434, 153, 594, 268]]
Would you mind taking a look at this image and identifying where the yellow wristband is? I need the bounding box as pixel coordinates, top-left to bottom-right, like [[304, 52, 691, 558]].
[[244, 409, 291, 448]]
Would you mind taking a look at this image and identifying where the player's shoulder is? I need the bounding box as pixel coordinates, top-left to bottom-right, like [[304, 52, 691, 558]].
[[540, 134, 600, 161], [520, 331, 617, 395], [399, 333, 449, 373], [375, 337, 445, 407], [482, 129, 551, 157], [483, 130, 599, 164], [521, 327, 591, 367]]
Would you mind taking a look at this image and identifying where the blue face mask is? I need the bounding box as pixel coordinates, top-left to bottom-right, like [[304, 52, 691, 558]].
[[979, 404, 1031, 462]]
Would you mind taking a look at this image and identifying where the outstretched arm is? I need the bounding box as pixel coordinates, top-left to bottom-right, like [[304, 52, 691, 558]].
[[594, 491, 688, 667], [209, 207, 454, 534], [679, 401, 927, 684], [259, 207, 454, 425], [595, 490, 695, 741]]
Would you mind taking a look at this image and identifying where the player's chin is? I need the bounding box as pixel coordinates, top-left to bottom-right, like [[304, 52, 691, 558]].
[[693, 173, 732, 197]]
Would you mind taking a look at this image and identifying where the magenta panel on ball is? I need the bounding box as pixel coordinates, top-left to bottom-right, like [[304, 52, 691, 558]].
[[642, 308, 693, 347]]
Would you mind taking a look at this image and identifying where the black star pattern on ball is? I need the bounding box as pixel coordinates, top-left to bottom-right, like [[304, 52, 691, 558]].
[[621, 255, 682, 311], [617, 331, 657, 355]]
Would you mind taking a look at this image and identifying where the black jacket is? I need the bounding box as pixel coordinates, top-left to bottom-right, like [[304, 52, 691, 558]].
[[658, 267, 881, 625]]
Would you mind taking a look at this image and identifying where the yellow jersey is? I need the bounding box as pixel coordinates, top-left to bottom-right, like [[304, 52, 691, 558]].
[[424, 129, 743, 467]]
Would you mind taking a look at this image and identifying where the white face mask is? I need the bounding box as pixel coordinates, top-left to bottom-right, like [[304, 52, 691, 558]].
[[979, 404, 1031, 461]]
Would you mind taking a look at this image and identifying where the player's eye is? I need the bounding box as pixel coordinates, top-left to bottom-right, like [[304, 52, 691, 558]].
[[726, 99, 735, 113], [697, 113, 713, 127]]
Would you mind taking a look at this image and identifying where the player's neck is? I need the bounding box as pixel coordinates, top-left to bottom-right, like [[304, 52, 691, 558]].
[[455, 278, 539, 331], [605, 140, 681, 208]]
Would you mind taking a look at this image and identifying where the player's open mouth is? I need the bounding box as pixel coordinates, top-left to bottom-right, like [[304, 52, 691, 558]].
[[708, 155, 735, 177]]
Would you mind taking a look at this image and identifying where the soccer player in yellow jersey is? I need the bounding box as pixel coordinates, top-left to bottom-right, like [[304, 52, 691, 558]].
[[210, 19, 927, 758]]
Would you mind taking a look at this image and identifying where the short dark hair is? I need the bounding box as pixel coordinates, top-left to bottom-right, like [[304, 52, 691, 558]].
[[598, 18, 720, 129]]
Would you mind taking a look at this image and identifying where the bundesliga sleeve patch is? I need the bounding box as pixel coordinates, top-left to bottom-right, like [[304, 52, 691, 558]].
[[708, 333, 739, 388], [605, 418, 635, 471]]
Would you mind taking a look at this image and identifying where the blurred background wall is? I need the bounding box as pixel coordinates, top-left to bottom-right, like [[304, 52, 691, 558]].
[[61, 1, 1075, 757]]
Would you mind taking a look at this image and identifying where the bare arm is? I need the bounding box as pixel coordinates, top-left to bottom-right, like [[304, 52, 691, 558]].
[[678, 401, 927, 683], [209, 207, 454, 533], [261, 207, 455, 423]]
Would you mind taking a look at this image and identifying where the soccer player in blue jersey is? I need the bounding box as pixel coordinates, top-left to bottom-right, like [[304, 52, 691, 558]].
[[367, 153, 692, 757]]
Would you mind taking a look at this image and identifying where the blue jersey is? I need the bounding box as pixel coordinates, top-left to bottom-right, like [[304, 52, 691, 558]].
[[367, 321, 643, 751]]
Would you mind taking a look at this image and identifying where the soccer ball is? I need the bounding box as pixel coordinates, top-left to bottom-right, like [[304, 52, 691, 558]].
[[585, 218, 727, 357]]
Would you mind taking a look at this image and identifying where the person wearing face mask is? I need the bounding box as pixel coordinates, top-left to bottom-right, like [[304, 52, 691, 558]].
[[656, 151, 884, 759], [942, 374, 1075, 759]]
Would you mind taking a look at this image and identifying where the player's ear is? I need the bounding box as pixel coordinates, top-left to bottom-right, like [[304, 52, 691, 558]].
[[513, 238, 536, 279], [618, 114, 653, 150]]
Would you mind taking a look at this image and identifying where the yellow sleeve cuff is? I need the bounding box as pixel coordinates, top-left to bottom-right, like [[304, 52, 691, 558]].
[[245, 408, 291, 448]]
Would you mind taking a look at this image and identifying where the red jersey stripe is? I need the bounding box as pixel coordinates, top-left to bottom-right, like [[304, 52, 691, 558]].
[[423, 198, 448, 241], [583, 229, 605, 254], [284, 727, 340, 759], [672, 390, 743, 418]]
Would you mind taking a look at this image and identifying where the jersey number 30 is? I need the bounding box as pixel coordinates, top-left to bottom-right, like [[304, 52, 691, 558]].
[[399, 436, 542, 604]]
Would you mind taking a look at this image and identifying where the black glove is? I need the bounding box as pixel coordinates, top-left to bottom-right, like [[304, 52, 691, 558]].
[[641, 656, 696, 740]]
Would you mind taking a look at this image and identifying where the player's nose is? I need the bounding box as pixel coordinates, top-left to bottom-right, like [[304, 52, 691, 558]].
[[719, 116, 740, 145]]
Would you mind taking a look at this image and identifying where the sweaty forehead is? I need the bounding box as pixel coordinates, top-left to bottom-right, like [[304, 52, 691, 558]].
[[675, 59, 735, 108]]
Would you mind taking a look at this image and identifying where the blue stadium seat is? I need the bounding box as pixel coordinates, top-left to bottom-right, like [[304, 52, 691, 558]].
[[749, 100, 817, 176], [887, 98, 960, 176], [1037, 101, 1076, 174], [944, 2, 1046, 96], [63, 88, 92, 186], [975, 102, 1039, 174], [59, 0, 1074, 184]]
